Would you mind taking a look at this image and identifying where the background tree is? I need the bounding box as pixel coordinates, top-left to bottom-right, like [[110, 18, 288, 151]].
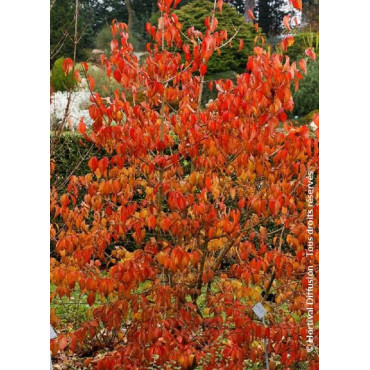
[[302, 0, 319, 31], [244, 0, 256, 21], [224, 0, 256, 21], [50, 0, 102, 64], [150, 0, 258, 74], [50, 0, 75, 63], [257, 0, 288, 36], [292, 60, 319, 116]]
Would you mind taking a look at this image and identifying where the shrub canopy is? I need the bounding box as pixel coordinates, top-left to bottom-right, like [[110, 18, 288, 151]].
[[151, 0, 258, 74]]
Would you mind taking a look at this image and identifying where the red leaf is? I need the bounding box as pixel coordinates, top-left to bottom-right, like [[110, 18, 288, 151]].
[[113, 69, 122, 83], [62, 58, 73, 76], [275, 254, 282, 269], [283, 15, 291, 31], [205, 176, 212, 190], [299, 58, 307, 74], [87, 291, 95, 306], [50, 339, 59, 356], [259, 114, 269, 126], [88, 157, 99, 172], [74, 69, 81, 83], [291, 0, 302, 11], [217, 0, 223, 13], [278, 110, 287, 122], [200, 63, 207, 76], [88, 75, 95, 91], [78, 119, 86, 134], [268, 199, 275, 214], [148, 215, 156, 229], [281, 36, 294, 52], [265, 327, 271, 339], [238, 39, 244, 51], [248, 9, 256, 21], [58, 335, 68, 351], [305, 47, 316, 61], [69, 333, 77, 352]]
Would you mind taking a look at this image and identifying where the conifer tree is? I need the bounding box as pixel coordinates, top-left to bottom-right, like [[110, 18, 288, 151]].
[[257, 0, 288, 36]]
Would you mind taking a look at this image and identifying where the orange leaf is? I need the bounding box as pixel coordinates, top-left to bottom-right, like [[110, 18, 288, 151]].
[[299, 58, 307, 74], [200, 63, 207, 76], [88, 75, 95, 91], [281, 36, 294, 52], [283, 15, 291, 31], [217, 0, 223, 13], [248, 9, 256, 21], [260, 226, 268, 240], [50, 339, 59, 357], [291, 0, 302, 11], [58, 335, 68, 351], [278, 109, 287, 122], [113, 69, 122, 83], [88, 157, 99, 172], [62, 58, 73, 76], [74, 69, 81, 83], [205, 176, 212, 190], [78, 119, 86, 135], [87, 291, 95, 306], [148, 215, 156, 229], [275, 254, 282, 269], [238, 39, 244, 51], [305, 47, 316, 61]]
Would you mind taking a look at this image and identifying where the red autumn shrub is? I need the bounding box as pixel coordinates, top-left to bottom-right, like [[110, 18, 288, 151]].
[[51, 0, 319, 368]]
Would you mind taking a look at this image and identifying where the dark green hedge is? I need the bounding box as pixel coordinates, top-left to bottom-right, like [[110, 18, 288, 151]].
[[150, 0, 258, 74], [51, 132, 107, 191], [51, 57, 77, 92], [292, 60, 319, 117], [286, 32, 319, 61]]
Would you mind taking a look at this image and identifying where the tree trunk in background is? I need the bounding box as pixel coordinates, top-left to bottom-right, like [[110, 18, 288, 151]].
[[244, 0, 255, 22], [126, 0, 134, 33]]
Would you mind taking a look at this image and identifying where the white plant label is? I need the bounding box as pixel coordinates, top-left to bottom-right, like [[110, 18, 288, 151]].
[[253, 302, 267, 320], [50, 325, 57, 339]]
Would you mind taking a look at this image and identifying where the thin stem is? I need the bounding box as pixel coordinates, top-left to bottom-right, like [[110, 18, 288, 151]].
[[262, 226, 285, 302]]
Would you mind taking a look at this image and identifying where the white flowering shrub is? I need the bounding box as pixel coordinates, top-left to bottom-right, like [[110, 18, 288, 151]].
[[50, 83, 93, 130]]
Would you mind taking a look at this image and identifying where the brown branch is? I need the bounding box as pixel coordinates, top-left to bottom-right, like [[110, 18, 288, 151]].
[[52, 0, 80, 147], [55, 143, 95, 192], [262, 226, 285, 303]]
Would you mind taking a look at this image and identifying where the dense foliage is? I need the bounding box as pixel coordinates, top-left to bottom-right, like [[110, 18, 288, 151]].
[[286, 31, 319, 61], [51, 57, 76, 92], [51, 0, 319, 368], [51, 0, 194, 64], [88, 66, 124, 98], [50, 0, 97, 64], [292, 60, 319, 117], [257, 0, 288, 37], [51, 132, 106, 190], [302, 0, 319, 31], [151, 0, 258, 74]]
